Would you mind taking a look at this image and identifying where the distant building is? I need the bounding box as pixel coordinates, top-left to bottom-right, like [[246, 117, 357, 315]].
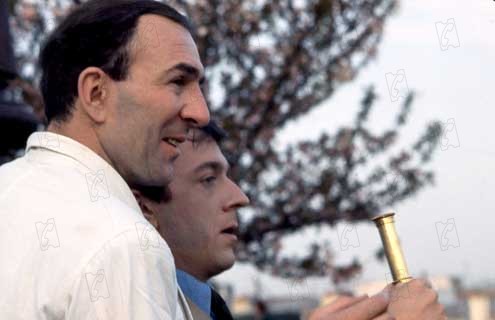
[[461, 288, 495, 320]]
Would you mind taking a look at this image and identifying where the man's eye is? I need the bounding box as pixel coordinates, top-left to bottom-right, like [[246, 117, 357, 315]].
[[201, 176, 217, 185], [171, 77, 186, 86]]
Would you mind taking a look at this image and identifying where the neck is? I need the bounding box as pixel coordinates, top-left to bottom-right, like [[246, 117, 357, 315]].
[[47, 117, 114, 168]]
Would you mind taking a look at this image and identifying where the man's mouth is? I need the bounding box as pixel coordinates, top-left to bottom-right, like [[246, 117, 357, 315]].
[[163, 136, 185, 148], [220, 225, 239, 237]]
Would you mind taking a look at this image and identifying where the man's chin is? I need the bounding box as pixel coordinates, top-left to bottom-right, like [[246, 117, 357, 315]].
[[216, 253, 236, 272]]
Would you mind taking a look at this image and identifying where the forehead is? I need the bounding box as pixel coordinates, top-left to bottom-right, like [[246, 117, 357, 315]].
[[129, 14, 203, 73], [174, 139, 228, 174]]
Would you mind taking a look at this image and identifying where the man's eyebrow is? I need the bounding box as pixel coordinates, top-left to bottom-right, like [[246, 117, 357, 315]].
[[165, 63, 205, 84], [193, 160, 229, 174]]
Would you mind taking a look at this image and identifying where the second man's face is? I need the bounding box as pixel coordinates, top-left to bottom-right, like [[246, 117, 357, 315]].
[[151, 137, 249, 281]]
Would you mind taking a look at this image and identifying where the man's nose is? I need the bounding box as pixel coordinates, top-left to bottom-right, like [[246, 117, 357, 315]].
[[223, 179, 250, 211], [180, 86, 210, 128]]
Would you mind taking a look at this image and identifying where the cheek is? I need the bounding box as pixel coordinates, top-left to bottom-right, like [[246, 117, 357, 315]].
[[153, 87, 188, 124], [131, 81, 181, 121], [120, 102, 162, 156], [184, 199, 217, 242], [118, 82, 173, 128], [110, 113, 154, 161], [159, 99, 182, 124], [166, 198, 210, 235], [114, 90, 148, 134]]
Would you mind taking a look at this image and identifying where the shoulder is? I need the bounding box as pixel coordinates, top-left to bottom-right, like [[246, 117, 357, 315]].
[[0, 151, 89, 205], [66, 219, 177, 319]]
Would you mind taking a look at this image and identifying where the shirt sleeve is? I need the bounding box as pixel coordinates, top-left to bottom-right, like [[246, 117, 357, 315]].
[[66, 227, 178, 320]]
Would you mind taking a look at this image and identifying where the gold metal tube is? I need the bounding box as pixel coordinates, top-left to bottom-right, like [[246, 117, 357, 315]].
[[372, 212, 412, 284]]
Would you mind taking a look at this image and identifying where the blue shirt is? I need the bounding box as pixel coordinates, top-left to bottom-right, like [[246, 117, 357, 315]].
[[176, 269, 213, 318]]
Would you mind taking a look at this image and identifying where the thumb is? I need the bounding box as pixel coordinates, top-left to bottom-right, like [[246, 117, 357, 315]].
[[335, 287, 391, 320], [324, 295, 369, 313], [372, 313, 395, 320]]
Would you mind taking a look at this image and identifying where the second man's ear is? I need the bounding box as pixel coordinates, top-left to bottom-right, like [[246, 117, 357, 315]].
[[131, 189, 160, 232]]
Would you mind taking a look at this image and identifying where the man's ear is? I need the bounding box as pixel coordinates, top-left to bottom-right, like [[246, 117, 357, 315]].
[[132, 189, 160, 231], [76, 66, 111, 123]]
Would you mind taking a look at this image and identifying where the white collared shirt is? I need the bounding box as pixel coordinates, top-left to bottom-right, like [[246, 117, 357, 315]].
[[0, 132, 191, 320]]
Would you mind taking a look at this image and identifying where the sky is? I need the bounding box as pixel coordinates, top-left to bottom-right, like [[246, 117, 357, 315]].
[[216, 0, 495, 299]]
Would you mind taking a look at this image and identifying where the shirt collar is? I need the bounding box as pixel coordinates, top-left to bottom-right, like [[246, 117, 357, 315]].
[[26, 131, 140, 212], [176, 269, 212, 316]]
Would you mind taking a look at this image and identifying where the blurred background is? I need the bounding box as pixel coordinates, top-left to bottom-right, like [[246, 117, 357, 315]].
[[1, 0, 494, 319]]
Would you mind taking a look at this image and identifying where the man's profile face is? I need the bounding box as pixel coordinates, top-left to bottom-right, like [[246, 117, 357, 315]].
[[153, 136, 249, 280], [100, 14, 210, 187]]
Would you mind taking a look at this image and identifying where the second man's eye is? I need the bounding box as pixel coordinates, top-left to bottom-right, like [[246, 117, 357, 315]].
[[201, 176, 217, 186], [171, 77, 186, 87]]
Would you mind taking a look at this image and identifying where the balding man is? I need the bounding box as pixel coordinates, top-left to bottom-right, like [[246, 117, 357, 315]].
[[0, 1, 209, 319]]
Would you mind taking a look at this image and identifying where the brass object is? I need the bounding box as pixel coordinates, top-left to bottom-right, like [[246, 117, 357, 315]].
[[372, 212, 412, 284]]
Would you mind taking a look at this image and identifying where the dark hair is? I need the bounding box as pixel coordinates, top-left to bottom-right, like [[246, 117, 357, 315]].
[[191, 119, 227, 146], [134, 120, 227, 203], [39, 0, 192, 123]]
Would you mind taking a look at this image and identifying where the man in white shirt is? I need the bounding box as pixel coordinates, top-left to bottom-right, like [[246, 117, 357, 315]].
[[0, 0, 209, 319]]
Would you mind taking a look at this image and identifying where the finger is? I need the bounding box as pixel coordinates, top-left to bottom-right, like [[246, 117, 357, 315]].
[[308, 295, 369, 319], [335, 290, 390, 320], [324, 295, 369, 313], [372, 312, 394, 320]]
